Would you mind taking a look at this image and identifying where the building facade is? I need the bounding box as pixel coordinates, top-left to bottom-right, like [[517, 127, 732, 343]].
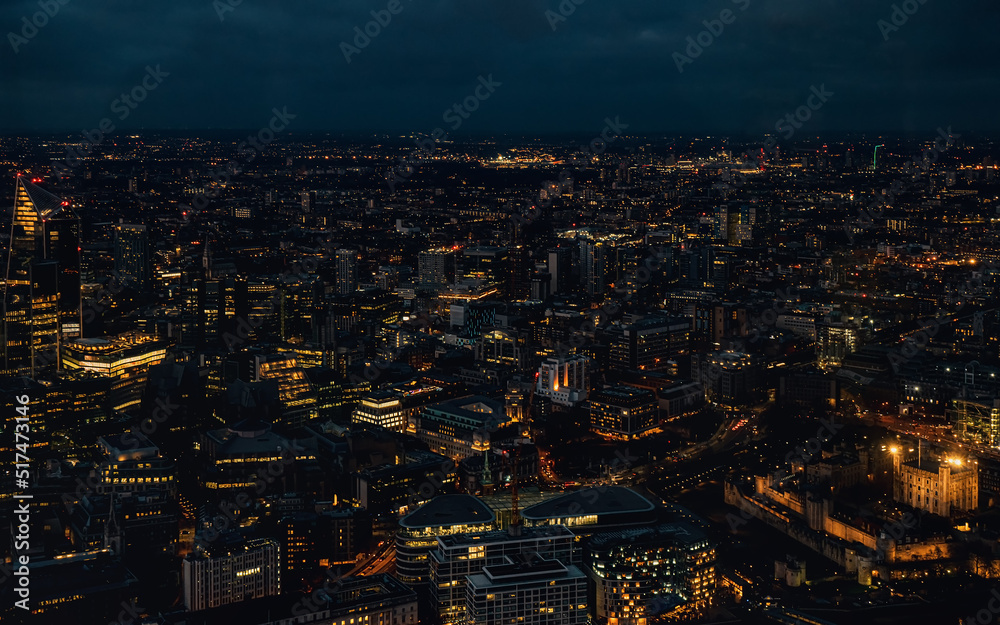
[[182, 538, 281, 612]]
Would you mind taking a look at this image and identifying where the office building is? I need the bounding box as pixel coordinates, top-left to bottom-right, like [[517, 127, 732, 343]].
[[419, 248, 458, 287], [692, 351, 764, 408], [610, 316, 690, 373], [354, 451, 456, 515], [536, 355, 589, 407], [182, 538, 281, 612], [580, 239, 606, 297], [3, 175, 81, 376], [465, 558, 588, 625], [462, 246, 507, 284], [409, 395, 508, 459], [396, 494, 496, 585], [521, 486, 657, 533], [353, 391, 406, 432], [547, 247, 573, 294], [585, 522, 717, 622], [62, 333, 170, 412], [114, 223, 152, 291], [430, 525, 577, 625], [257, 574, 417, 625], [589, 386, 658, 440], [279, 508, 372, 572], [335, 249, 359, 295], [96, 432, 177, 496]]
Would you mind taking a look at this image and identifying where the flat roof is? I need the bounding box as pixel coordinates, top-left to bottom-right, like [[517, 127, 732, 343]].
[[400, 494, 496, 529], [587, 521, 708, 550], [436, 525, 574, 549], [521, 486, 655, 520]]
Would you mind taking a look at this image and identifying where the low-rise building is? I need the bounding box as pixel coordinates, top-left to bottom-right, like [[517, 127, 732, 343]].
[[465, 558, 588, 625]]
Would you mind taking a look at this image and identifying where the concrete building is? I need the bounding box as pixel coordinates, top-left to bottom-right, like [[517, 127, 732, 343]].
[[536, 355, 589, 407], [429, 526, 577, 625], [182, 538, 281, 612], [589, 386, 658, 440], [409, 395, 508, 459], [610, 316, 690, 373], [465, 558, 588, 625]]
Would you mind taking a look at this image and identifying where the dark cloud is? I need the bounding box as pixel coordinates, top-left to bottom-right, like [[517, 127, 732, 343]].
[[0, 0, 997, 134]]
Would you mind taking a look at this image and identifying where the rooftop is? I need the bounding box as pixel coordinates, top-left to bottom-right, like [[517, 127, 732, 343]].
[[521, 486, 655, 520], [400, 494, 495, 529]]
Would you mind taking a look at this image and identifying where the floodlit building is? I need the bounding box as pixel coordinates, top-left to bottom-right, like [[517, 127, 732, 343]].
[[893, 452, 978, 517], [536, 355, 589, 407]]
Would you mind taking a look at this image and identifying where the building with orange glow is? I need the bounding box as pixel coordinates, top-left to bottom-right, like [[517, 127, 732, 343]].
[[2, 175, 81, 377]]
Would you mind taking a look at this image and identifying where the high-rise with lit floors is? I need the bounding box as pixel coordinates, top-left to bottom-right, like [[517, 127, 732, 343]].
[[114, 222, 152, 290], [580, 239, 606, 297], [335, 249, 359, 295], [3, 175, 81, 377]]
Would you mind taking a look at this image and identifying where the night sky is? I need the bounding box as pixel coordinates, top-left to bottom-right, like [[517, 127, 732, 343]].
[[0, 0, 997, 135]]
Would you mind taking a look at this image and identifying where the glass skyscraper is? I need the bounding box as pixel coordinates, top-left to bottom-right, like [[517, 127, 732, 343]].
[[3, 175, 81, 377]]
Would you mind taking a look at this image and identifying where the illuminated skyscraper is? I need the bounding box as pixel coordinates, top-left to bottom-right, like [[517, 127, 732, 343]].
[[3, 175, 81, 377], [335, 248, 359, 295], [114, 222, 152, 290]]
